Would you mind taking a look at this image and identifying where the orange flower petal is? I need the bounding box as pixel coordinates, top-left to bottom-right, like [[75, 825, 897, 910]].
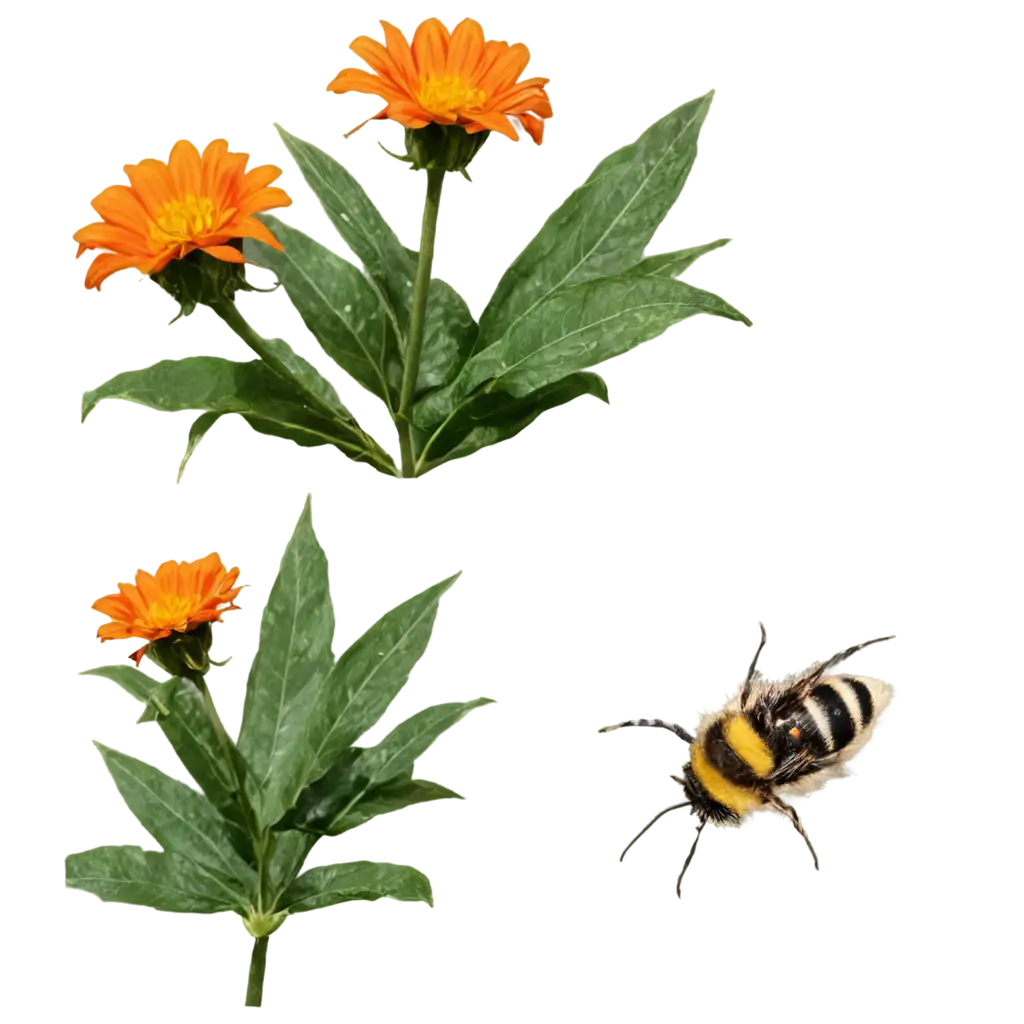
[[202, 244, 246, 263], [123, 158, 176, 217], [73, 225, 149, 258], [91, 185, 150, 233], [515, 112, 546, 145], [446, 18, 486, 79], [350, 33, 408, 90], [84, 252, 149, 290], [379, 21, 418, 89], [224, 217, 284, 251], [242, 164, 282, 194], [327, 67, 403, 101], [411, 18, 450, 73], [385, 100, 434, 130], [235, 186, 292, 218], [466, 108, 519, 141], [168, 140, 202, 197]]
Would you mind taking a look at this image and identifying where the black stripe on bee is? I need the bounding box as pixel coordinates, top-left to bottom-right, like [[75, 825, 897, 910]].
[[845, 677, 874, 728], [811, 683, 855, 751], [703, 720, 764, 789]]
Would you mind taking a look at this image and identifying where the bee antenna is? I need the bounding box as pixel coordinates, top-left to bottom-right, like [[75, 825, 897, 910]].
[[598, 719, 695, 744], [676, 818, 708, 897], [741, 622, 768, 708]]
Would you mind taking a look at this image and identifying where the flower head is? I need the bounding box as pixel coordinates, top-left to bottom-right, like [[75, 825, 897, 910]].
[[74, 140, 292, 290], [328, 18, 552, 144], [93, 554, 242, 666]]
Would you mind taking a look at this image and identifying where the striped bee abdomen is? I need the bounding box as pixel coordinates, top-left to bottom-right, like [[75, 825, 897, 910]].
[[794, 675, 876, 757]]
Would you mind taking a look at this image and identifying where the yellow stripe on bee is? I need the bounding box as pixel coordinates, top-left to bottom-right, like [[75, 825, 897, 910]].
[[724, 715, 774, 777], [690, 743, 764, 815]]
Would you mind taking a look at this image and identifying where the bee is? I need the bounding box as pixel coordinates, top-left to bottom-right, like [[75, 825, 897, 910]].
[[600, 625, 894, 895]]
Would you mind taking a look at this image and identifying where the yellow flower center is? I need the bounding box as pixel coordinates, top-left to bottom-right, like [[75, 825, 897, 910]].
[[417, 73, 486, 119], [144, 593, 200, 631], [150, 195, 217, 247]]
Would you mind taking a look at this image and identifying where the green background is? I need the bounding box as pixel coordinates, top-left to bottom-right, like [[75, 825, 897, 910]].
[[6, 6, 1024, 1015]]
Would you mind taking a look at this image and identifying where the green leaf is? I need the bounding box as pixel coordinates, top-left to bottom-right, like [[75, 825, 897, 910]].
[[94, 742, 256, 902], [274, 741, 454, 835], [156, 679, 236, 806], [77, 346, 389, 468], [74, 659, 180, 724], [274, 746, 364, 831], [416, 274, 749, 428], [418, 281, 478, 393], [238, 496, 335, 828], [66, 845, 244, 914], [622, 238, 731, 280], [279, 861, 433, 913], [477, 91, 716, 350], [267, 831, 319, 905], [257, 573, 459, 829], [276, 121, 415, 325], [350, 696, 489, 790], [244, 216, 402, 411], [79, 350, 294, 417], [311, 774, 456, 839], [416, 372, 609, 473], [178, 405, 389, 477]]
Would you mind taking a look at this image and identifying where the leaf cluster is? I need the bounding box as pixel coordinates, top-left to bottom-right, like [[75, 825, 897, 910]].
[[66, 498, 491, 926], [82, 91, 749, 478]]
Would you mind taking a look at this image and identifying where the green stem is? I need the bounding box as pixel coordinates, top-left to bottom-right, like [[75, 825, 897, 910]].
[[190, 674, 261, 848], [397, 166, 446, 478], [246, 936, 269, 1007], [208, 296, 315, 407], [209, 299, 399, 478]]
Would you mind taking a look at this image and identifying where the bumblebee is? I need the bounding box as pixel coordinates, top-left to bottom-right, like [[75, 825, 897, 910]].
[[600, 626, 894, 894]]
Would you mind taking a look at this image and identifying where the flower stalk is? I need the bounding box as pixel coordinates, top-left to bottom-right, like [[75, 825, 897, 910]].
[[397, 166, 446, 477], [246, 936, 269, 1007], [208, 298, 396, 477], [193, 667, 280, 1006]]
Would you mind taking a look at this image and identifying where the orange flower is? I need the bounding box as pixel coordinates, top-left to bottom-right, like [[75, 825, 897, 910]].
[[328, 18, 552, 144], [74, 140, 292, 290], [93, 554, 242, 665]]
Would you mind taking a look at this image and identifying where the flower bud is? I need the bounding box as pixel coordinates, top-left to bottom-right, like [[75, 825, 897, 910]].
[[404, 125, 491, 176], [144, 621, 215, 677], [151, 241, 258, 321]]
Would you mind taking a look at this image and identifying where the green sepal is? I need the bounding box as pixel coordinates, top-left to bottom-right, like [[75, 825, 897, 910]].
[[151, 243, 256, 322], [243, 907, 289, 938], [403, 124, 490, 173]]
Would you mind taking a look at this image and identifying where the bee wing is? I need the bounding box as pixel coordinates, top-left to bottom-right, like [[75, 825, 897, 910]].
[[737, 675, 806, 724], [610, 798, 700, 864], [769, 747, 827, 786]]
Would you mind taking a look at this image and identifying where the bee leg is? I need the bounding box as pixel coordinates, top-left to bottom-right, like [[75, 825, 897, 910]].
[[598, 712, 692, 745], [614, 798, 696, 864], [676, 818, 708, 897], [770, 795, 819, 870]]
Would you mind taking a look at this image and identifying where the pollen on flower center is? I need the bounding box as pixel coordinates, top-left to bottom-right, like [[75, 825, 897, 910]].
[[416, 73, 486, 119], [145, 593, 201, 630], [150, 195, 218, 247]]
